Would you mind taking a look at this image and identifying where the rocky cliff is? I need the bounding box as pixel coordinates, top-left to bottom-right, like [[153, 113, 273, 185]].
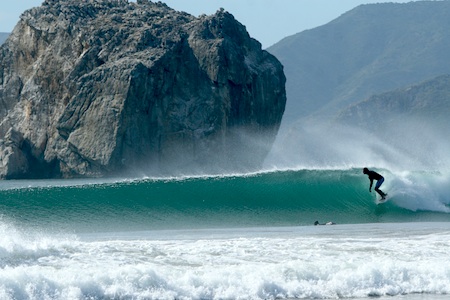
[[0, 0, 286, 179]]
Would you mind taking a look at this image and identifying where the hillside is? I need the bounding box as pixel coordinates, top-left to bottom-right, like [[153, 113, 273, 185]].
[[333, 75, 450, 169], [0, 33, 9, 45], [264, 1, 450, 170], [268, 1, 450, 126], [336, 74, 450, 130], [266, 75, 450, 170]]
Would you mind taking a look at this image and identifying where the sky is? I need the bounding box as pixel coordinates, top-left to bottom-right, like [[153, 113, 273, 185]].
[[1, 0, 413, 48]]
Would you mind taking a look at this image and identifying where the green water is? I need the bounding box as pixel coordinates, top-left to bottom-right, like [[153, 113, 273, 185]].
[[0, 169, 448, 233]]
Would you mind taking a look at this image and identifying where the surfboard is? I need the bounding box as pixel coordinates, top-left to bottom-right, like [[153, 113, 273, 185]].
[[376, 194, 389, 205]]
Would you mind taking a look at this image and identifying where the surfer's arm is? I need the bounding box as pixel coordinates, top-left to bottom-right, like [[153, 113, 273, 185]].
[[369, 179, 373, 192]]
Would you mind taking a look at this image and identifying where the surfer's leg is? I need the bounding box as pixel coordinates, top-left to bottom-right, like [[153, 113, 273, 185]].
[[375, 178, 386, 198], [375, 188, 386, 198], [375, 177, 384, 189]]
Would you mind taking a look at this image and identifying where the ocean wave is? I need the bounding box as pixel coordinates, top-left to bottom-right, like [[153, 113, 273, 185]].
[[0, 222, 449, 299], [0, 169, 448, 234]]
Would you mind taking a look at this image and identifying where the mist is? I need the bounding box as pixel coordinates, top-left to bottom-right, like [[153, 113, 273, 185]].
[[121, 125, 281, 178], [264, 117, 450, 173], [262, 116, 450, 212]]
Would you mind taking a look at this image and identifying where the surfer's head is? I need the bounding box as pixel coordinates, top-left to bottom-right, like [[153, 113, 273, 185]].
[[363, 167, 369, 174]]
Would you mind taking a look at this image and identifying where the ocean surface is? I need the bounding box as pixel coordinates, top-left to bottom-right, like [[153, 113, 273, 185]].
[[0, 168, 449, 299]]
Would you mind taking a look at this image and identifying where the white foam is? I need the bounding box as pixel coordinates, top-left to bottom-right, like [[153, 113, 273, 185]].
[[387, 171, 450, 213], [0, 222, 449, 299]]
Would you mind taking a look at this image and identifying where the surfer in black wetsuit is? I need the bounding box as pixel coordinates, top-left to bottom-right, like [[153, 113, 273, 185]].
[[363, 168, 387, 200], [314, 221, 336, 225]]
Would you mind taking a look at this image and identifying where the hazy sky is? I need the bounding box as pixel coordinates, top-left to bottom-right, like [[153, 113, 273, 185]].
[[1, 0, 413, 48]]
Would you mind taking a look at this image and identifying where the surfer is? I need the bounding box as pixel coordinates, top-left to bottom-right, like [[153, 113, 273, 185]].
[[314, 221, 336, 225], [363, 168, 387, 200]]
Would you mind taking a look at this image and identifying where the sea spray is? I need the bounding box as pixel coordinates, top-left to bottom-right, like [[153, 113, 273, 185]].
[[266, 118, 450, 174], [388, 170, 450, 212]]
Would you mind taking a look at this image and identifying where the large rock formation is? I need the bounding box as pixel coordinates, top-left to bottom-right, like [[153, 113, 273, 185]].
[[0, 0, 286, 179]]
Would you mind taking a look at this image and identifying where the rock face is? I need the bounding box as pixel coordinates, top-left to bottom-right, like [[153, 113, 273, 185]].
[[0, 0, 286, 179]]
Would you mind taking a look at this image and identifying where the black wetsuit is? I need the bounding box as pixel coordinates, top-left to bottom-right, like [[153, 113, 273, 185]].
[[367, 170, 382, 182], [366, 170, 386, 198]]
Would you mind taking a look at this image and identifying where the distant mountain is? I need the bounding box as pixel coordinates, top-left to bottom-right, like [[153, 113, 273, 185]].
[[265, 74, 450, 170], [336, 74, 450, 130], [0, 33, 9, 45], [332, 75, 450, 169], [264, 1, 450, 170], [268, 1, 450, 126]]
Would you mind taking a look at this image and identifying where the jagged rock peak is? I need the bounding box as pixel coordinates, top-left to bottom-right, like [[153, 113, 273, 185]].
[[20, 0, 192, 41]]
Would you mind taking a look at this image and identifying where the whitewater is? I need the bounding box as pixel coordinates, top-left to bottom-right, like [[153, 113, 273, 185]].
[[0, 168, 449, 299]]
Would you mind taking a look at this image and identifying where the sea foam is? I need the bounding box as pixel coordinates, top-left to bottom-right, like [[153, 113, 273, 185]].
[[0, 222, 449, 299]]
